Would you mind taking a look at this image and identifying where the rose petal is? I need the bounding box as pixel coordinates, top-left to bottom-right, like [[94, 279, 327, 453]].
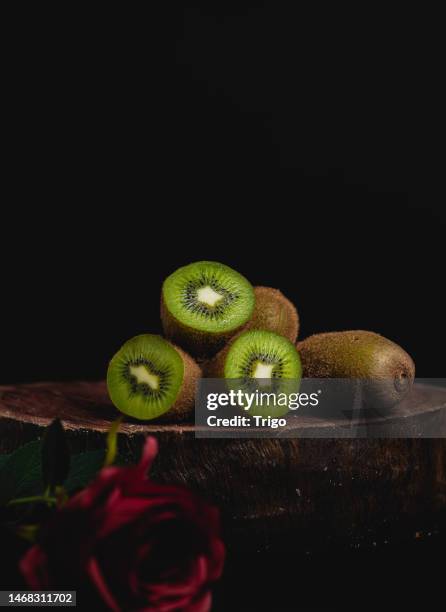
[[138, 437, 158, 475], [97, 502, 179, 538], [86, 556, 121, 612], [18, 435, 224, 612], [186, 590, 212, 612], [20, 546, 49, 589], [68, 467, 122, 509], [206, 539, 226, 581]]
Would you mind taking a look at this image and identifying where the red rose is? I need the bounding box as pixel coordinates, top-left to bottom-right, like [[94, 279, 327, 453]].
[[20, 438, 225, 611]]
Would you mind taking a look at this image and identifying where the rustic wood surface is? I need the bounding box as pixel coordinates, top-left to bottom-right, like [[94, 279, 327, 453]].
[[1, 381, 445, 552]]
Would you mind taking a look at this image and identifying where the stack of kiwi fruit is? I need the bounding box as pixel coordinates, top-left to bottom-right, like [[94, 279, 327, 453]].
[[107, 261, 415, 422]]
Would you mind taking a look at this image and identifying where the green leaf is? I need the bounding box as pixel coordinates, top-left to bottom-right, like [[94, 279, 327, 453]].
[[64, 449, 130, 493], [41, 419, 71, 491], [0, 439, 128, 506], [0, 441, 43, 505], [64, 450, 106, 493]]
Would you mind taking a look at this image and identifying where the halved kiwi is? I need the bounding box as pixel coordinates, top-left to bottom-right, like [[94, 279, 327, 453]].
[[222, 330, 302, 379], [244, 286, 300, 342], [205, 330, 302, 417], [106, 334, 201, 421], [161, 261, 255, 358]]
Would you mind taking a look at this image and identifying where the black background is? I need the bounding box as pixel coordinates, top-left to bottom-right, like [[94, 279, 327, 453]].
[[2, 3, 444, 384], [1, 5, 444, 610]]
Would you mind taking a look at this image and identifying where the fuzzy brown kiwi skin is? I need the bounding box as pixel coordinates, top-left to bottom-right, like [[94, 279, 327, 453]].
[[161, 294, 247, 359], [243, 287, 299, 343], [297, 330, 415, 410], [155, 343, 202, 423]]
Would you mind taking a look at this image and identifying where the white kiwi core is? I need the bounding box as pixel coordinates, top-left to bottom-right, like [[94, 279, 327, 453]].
[[252, 362, 274, 379], [197, 286, 223, 307], [129, 365, 159, 390]]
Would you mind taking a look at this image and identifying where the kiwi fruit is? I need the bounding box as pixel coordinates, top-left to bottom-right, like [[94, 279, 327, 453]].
[[107, 334, 201, 421], [297, 330, 415, 411], [208, 329, 302, 379], [161, 261, 255, 358], [243, 286, 299, 342], [205, 329, 302, 417]]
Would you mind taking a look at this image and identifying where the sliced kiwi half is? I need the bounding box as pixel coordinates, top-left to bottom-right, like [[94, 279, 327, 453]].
[[243, 286, 300, 343], [205, 330, 302, 417], [161, 261, 255, 358], [107, 334, 201, 421], [223, 330, 302, 380]]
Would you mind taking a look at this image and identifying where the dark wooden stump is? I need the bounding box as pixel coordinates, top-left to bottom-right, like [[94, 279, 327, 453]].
[[1, 381, 445, 552]]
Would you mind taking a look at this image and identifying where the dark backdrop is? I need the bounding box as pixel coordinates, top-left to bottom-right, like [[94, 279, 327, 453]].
[[2, 3, 444, 384]]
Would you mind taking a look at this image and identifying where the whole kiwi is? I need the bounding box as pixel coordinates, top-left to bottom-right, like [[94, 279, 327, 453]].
[[297, 330, 415, 411], [243, 287, 299, 343]]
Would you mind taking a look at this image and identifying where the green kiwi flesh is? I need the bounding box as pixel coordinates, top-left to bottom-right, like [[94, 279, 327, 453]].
[[205, 329, 301, 379], [107, 334, 200, 421], [244, 286, 299, 342], [206, 330, 302, 417], [161, 261, 255, 358], [297, 330, 415, 410]]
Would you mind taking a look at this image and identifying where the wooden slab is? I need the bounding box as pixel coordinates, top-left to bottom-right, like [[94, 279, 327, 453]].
[[1, 380, 446, 436], [1, 381, 446, 552]]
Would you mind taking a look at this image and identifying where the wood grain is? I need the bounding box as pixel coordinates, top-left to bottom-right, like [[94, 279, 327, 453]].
[[1, 381, 445, 551]]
